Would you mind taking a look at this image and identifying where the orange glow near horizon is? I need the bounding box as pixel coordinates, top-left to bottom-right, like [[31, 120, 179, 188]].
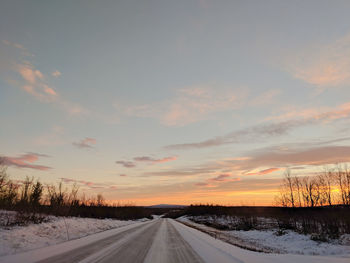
[[105, 189, 280, 206]]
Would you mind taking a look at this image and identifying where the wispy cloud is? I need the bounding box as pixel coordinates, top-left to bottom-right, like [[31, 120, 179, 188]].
[[0, 153, 51, 171], [51, 70, 61, 78], [116, 161, 136, 168], [209, 173, 231, 182], [118, 86, 245, 126], [1, 40, 89, 116], [117, 155, 177, 168], [166, 100, 350, 150], [244, 145, 350, 169], [287, 33, 350, 88], [195, 173, 241, 188], [133, 156, 177, 164], [246, 168, 281, 176], [60, 177, 117, 190], [165, 120, 306, 150], [16, 62, 58, 102], [73, 137, 97, 149]]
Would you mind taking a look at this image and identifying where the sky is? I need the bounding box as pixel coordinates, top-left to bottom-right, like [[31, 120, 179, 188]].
[[1, 0, 350, 206]]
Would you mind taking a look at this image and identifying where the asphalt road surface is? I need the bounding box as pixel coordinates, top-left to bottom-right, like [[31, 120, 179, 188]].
[[37, 219, 203, 263]]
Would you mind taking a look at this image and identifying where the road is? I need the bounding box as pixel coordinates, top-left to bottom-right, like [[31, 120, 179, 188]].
[[37, 219, 203, 263], [1, 218, 349, 263]]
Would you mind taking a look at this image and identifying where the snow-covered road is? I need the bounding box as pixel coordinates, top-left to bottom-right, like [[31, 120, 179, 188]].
[[0, 218, 348, 263]]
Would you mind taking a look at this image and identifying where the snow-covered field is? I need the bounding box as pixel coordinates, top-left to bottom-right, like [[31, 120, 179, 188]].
[[178, 216, 350, 257], [0, 210, 148, 256]]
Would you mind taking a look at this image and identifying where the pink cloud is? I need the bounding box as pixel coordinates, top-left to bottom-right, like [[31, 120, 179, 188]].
[[73, 137, 97, 149], [3, 42, 89, 117], [246, 168, 281, 176], [161, 87, 240, 126], [117, 155, 177, 168], [121, 86, 244, 127], [287, 33, 350, 88], [0, 153, 51, 171], [247, 146, 350, 168], [60, 177, 117, 191], [133, 156, 177, 164], [16, 63, 57, 102]]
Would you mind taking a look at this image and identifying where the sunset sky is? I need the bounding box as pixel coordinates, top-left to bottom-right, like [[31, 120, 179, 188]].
[[1, 1, 350, 206]]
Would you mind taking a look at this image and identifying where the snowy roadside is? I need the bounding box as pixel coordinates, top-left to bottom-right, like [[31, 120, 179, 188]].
[[0, 210, 149, 256], [177, 216, 350, 257]]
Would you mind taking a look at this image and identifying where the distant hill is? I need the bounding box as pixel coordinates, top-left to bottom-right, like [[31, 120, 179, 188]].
[[146, 204, 187, 209]]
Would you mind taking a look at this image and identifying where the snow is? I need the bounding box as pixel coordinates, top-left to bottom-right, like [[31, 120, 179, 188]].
[[0, 210, 148, 257], [1, 217, 348, 263], [178, 216, 350, 257], [171, 219, 350, 263], [0, 220, 151, 263]]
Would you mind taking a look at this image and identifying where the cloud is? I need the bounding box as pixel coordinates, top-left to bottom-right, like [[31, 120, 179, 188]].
[[60, 177, 115, 190], [116, 161, 136, 168], [245, 145, 350, 168], [195, 173, 241, 188], [133, 156, 177, 164], [16, 62, 57, 102], [195, 182, 215, 188], [209, 173, 231, 182], [165, 101, 350, 150], [249, 89, 281, 106], [142, 165, 217, 177], [1, 41, 89, 116], [246, 168, 281, 176], [119, 86, 245, 126], [287, 33, 350, 88], [0, 153, 51, 171], [72, 137, 96, 149], [52, 70, 61, 78], [165, 120, 306, 150], [117, 155, 177, 168]]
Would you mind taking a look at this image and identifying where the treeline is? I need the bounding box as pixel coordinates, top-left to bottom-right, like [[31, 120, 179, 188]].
[[0, 162, 161, 223], [277, 165, 350, 208]]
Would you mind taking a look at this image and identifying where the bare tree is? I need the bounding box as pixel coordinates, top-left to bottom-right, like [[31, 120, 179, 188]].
[[293, 176, 302, 207], [284, 169, 295, 207]]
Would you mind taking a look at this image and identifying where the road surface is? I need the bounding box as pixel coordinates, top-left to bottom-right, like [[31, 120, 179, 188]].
[[1, 218, 349, 263]]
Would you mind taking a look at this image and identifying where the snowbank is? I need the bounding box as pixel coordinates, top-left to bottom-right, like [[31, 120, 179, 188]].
[[178, 216, 350, 257], [0, 210, 148, 256]]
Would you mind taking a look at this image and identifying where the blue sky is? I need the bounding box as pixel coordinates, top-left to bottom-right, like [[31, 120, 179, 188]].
[[1, 0, 350, 205]]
